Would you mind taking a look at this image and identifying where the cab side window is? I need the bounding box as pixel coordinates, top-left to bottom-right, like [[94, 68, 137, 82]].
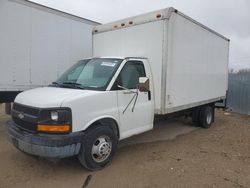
[[117, 61, 146, 89]]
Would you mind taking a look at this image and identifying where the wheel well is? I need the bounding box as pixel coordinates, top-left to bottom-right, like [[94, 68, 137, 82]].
[[86, 118, 120, 139]]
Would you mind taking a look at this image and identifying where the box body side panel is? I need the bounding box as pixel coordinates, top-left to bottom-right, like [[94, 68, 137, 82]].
[[165, 13, 229, 113]]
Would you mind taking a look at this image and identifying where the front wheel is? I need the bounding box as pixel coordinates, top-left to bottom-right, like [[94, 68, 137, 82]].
[[78, 126, 117, 171]]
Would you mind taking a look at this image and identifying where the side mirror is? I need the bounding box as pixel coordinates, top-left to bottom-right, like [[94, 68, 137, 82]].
[[138, 77, 150, 92]]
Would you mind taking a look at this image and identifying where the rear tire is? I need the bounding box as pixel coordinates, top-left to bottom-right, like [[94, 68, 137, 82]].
[[78, 125, 117, 171], [199, 105, 214, 128]]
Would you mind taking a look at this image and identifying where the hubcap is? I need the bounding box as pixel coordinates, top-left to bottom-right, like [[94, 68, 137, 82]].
[[91, 136, 112, 163], [206, 110, 212, 124]]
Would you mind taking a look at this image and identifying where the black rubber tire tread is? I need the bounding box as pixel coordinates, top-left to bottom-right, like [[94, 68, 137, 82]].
[[199, 106, 214, 129], [78, 126, 117, 171]]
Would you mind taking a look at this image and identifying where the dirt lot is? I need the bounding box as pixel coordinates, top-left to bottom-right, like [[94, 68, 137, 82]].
[[0, 104, 250, 188]]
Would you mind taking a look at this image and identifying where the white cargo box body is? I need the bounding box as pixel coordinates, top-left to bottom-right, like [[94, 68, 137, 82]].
[[93, 7, 230, 115], [0, 0, 99, 92]]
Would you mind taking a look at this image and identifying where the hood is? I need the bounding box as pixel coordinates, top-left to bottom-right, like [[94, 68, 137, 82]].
[[15, 87, 98, 108]]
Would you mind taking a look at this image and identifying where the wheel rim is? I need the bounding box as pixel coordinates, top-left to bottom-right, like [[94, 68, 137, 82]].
[[91, 135, 112, 163], [206, 109, 212, 124]]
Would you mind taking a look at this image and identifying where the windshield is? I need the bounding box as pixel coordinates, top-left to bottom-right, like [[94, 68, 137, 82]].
[[53, 58, 123, 90]]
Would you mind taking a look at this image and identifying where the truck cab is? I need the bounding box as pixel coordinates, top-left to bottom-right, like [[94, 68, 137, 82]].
[[8, 57, 154, 170]]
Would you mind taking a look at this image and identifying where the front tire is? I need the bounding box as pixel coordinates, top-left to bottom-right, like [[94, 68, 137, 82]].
[[78, 126, 117, 171]]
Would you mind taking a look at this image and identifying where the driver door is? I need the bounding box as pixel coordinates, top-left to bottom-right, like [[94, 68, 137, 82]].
[[113, 60, 154, 139]]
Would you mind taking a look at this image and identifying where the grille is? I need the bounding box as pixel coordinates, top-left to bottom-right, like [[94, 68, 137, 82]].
[[13, 117, 37, 132], [13, 103, 39, 116], [12, 103, 39, 132]]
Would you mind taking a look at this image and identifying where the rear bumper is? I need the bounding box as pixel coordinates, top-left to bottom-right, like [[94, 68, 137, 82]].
[[7, 120, 84, 158]]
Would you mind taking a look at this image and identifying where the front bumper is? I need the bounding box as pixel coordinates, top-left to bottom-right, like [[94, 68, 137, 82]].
[[7, 120, 84, 158]]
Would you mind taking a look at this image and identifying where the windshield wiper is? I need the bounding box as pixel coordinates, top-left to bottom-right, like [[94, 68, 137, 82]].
[[52, 82, 59, 85], [61, 82, 84, 89], [49, 82, 60, 87]]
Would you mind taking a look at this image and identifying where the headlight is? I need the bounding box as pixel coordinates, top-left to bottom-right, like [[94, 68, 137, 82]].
[[51, 111, 59, 121], [38, 108, 72, 133]]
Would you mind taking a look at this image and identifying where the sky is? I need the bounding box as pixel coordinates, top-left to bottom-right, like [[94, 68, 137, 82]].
[[31, 0, 250, 70]]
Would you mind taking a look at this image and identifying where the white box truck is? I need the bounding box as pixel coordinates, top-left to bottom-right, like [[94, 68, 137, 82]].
[[0, 0, 99, 104], [7, 7, 229, 170]]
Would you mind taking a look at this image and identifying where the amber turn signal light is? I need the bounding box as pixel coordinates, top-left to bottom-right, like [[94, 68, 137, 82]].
[[37, 124, 70, 133]]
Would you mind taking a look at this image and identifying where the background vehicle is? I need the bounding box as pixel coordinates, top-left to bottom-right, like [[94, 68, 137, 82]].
[[0, 0, 99, 108], [7, 7, 229, 170]]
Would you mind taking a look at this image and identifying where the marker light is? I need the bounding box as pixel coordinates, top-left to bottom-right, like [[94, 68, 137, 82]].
[[156, 14, 162, 18]]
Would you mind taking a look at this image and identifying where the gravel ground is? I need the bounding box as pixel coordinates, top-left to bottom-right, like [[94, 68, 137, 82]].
[[0, 104, 250, 188]]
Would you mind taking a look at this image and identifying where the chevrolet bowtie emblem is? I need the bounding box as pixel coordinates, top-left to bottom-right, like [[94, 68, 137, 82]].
[[18, 112, 25, 119]]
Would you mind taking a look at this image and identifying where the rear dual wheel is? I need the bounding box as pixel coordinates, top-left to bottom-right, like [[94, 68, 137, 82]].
[[192, 105, 214, 128]]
